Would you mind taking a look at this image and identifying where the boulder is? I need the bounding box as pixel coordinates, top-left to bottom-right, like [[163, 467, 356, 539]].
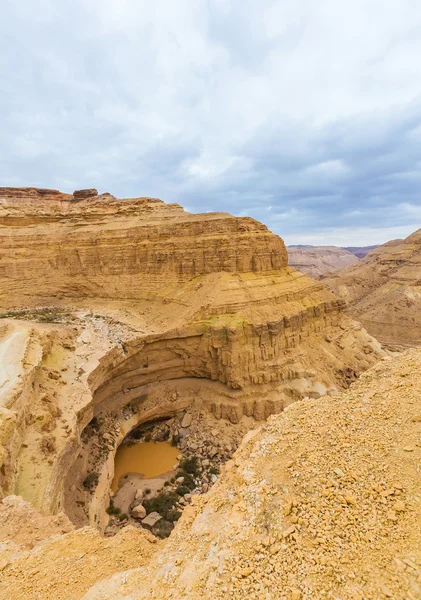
[[131, 504, 146, 520], [113, 481, 137, 514], [181, 413, 192, 428], [141, 512, 162, 530]]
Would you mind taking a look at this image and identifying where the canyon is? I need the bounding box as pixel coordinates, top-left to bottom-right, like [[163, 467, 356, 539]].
[[1, 186, 416, 599]]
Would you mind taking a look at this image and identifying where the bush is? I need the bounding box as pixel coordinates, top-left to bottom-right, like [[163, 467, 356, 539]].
[[118, 513, 128, 521], [106, 499, 121, 516], [166, 509, 182, 522], [83, 472, 99, 491], [179, 455, 200, 476], [143, 491, 179, 520], [171, 434, 182, 447], [176, 470, 195, 490], [176, 485, 190, 496], [152, 519, 174, 539], [144, 488, 151, 495]]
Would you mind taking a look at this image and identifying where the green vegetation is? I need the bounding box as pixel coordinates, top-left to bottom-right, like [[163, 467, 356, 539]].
[[179, 455, 200, 476], [152, 519, 174, 539], [175, 471, 195, 489], [106, 499, 121, 516], [83, 472, 99, 491], [143, 491, 179, 521], [176, 485, 190, 496]]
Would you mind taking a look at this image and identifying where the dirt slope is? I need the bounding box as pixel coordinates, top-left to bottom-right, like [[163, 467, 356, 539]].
[[84, 350, 421, 600]]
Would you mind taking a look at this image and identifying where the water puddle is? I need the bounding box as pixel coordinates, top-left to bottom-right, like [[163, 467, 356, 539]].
[[111, 441, 180, 493]]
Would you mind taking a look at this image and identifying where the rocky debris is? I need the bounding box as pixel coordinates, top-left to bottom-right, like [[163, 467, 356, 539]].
[[0, 525, 161, 600], [325, 228, 421, 346], [0, 496, 74, 554], [141, 512, 162, 530], [72, 188, 99, 201], [85, 349, 421, 600], [288, 245, 359, 278]]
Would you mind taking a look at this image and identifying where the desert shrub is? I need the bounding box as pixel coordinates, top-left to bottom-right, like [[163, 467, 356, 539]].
[[83, 472, 99, 491], [209, 465, 220, 475], [166, 509, 181, 522], [106, 499, 121, 515], [175, 471, 195, 489], [171, 434, 182, 447], [179, 455, 200, 476], [118, 513, 128, 521], [143, 491, 179, 520], [152, 519, 174, 539], [176, 485, 190, 496], [144, 488, 151, 495]]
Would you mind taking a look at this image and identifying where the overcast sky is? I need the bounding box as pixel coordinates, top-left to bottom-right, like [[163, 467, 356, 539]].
[[1, 0, 421, 245]]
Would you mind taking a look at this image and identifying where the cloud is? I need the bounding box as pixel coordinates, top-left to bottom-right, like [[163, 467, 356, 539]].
[[0, 0, 421, 245]]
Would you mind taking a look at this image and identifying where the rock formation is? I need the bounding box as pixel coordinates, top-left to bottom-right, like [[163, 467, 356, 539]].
[[325, 229, 421, 347], [288, 246, 359, 278], [0, 188, 382, 544]]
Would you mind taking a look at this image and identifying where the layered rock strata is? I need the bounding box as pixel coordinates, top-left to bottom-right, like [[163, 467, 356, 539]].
[[325, 229, 421, 346], [0, 188, 382, 531]]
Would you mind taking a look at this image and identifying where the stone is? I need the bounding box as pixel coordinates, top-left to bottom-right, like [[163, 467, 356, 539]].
[[181, 413, 193, 428], [176, 477, 184, 484], [131, 504, 146, 520], [141, 512, 162, 530], [134, 489, 144, 502], [113, 481, 137, 514]]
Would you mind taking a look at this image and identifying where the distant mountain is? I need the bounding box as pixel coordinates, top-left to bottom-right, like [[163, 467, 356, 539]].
[[288, 246, 359, 278], [343, 245, 379, 258], [325, 231, 421, 346]]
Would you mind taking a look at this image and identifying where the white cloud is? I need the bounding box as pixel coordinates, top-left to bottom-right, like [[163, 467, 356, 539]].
[[1, 0, 421, 245]]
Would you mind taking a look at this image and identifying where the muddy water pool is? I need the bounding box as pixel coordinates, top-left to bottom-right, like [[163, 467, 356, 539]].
[[111, 441, 180, 493]]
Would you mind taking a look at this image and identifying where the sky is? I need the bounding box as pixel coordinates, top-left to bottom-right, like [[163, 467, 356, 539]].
[[1, 0, 421, 245]]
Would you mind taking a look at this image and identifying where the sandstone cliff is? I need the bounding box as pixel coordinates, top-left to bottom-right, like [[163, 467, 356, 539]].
[[325, 229, 421, 346], [0, 188, 382, 536], [288, 246, 359, 278]]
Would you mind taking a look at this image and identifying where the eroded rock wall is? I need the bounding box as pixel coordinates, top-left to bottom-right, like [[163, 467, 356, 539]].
[[0, 188, 383, 529]]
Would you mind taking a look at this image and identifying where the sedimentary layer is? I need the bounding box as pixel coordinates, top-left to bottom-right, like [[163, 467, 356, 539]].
[[325, 229, 421, 346], [0, 188, 382, 532]]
